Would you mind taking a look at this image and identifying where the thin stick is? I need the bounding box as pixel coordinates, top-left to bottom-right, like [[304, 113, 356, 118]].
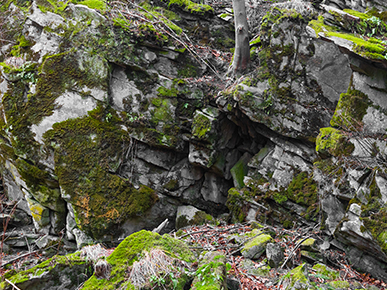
[[152, 219, 169, 233], [280, 236, 311, 269], [5, 279, 21, 290]]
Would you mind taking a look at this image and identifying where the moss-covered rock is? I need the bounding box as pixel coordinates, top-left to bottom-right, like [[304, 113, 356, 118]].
[[330, 90, 371, 129], [176, 205, 215, 229], [226, 187, 252, 223], [26, 196, 50, 229], [316, 127, 354, 157], [191, 251, 227, 290], [0, 251, 93, 290], [43, 106, 159, 239], [81, 230, 195, 289], [309, 7, 387, 63], [312, 263, 340, 280], [230, 152, 252, 189], [241, 232, 273, 260], [282, 263, 313, 290]]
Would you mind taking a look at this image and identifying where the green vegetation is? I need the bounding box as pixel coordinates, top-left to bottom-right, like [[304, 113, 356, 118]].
[[286, 171, 317, 208], [82, 230, 195, 289], [43, 106, 158, 239], [76, 0, 106, 11], [176, 211, 215, 229], [330, 90, 370, 129], [164, 0, 214, 15], [308, 10, 387, 61], [226, 188, 249, 223], [316, 127, 354, 157], [361, 207, 387, 255], [192, 112, 212, 140], [193, 252, 226, 290], [0, 252, 93, 289]]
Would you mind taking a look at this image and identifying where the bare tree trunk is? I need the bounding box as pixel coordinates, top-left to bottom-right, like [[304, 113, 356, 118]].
[[231, 0, 250, 75]]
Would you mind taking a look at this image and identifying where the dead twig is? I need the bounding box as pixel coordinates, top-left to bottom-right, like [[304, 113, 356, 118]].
[[152, 218, 169, 233], [280, 236, 311, 269], [5, 278, 21, 290]]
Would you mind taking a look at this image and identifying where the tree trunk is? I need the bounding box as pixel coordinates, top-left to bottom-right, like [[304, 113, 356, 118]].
[[231, 0, 250, 75]]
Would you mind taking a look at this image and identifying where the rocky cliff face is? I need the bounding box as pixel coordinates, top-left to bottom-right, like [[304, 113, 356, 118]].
[[1, 0, 387, 281]]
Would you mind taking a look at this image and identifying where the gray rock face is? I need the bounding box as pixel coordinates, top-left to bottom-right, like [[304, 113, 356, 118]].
[[241, 232, 273, 260], [305, 39, 352, 104], [335, 204, 387, 263], [266, 242, 284, 268], [1, 0, 387, 279]]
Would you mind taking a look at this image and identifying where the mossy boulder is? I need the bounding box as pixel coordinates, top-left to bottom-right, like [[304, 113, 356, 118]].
[[81, 230, 195, 289], [191, 107, 219, 145], [312, 263, 340, 280], [218, 8, 342, 140], [310, 7, 387, 64], [230, 152, 252, 188], [0, 252, 93, 290], [176, 205, 215, 229], [282, 263, 313, 290], [191, 251, 227, 290], [241, 231, 273, 260], [330, 90, 371, 130], [26, 196, 50, 230]]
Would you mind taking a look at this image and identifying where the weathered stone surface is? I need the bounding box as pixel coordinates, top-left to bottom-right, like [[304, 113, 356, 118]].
[[176, 205, 200, 228], [1, 0, 387, 279], [241, 232, 273, 260], [201, 172, 229, 204], [230, 152, 252, 188], [335, 204, 387, 262], [35, 234, 59, 249], [347, 246, 387, 282], [176, 205, 215, 229], [266, 242, 284, 268], [306, 39, 352, 104], [0, 252, 93, 290], [26, 196, 50, 232], [2, 209, 31, 228]]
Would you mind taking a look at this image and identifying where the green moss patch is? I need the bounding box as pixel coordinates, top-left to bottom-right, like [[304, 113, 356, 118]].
[[192, 252, 226, 290], [163, 0, 214, 16], [241, 233, 273, 260], [330, 89, 370, 129], [43, 106, 158, 239], [308, 10, 387, 61], [316, 127, 354, 157], [361, 207, 387, 255], [192, 113, 212, 140], [76, 0, 106, 11], [226, 187, 251, 223], [81, 230, 195, 289], [1, 252, 93, 290]]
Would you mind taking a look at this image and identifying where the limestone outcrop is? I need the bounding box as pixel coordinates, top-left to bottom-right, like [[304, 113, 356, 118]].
[[1, 0, 387, 282]]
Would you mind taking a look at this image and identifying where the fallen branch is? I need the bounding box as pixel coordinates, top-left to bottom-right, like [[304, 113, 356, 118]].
[[152, 219, 169, 233], [280, 236, 311, 269], [5, 279, 21, 290]]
